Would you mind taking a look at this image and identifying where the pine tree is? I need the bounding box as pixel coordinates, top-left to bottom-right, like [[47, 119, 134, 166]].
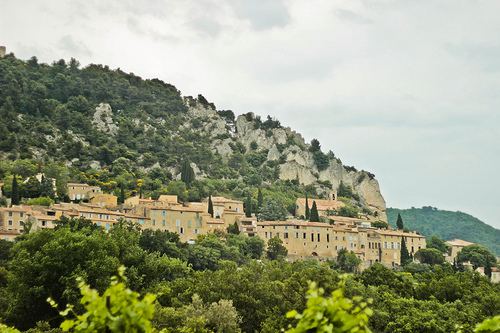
[[400, 236, 410, 265], [208, 195, 214, 218], [305, 196, 310, 220], [309, 201, 320, 222], [396, 213, 404, 230], [257, 187, 263, 210], [245, 192, 252, 218], [11, 175, 19, 205]]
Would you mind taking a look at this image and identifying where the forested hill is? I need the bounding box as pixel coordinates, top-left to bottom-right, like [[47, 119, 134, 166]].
[[0, 53, 386, 217], [387, 207, 500, 255]]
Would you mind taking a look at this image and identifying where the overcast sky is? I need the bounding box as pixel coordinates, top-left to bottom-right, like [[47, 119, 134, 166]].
[[1, 0, 499, 230]]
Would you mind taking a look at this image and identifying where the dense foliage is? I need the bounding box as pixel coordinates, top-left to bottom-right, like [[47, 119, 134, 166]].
[[387, 207, 500, 256], [1, 217, 499, 332]]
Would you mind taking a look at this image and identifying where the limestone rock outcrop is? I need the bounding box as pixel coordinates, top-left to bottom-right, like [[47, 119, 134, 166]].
[[92, 103, 118, 135]]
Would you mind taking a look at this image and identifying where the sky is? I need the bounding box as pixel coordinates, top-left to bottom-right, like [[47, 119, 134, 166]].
[[1, 0, 499, 230]]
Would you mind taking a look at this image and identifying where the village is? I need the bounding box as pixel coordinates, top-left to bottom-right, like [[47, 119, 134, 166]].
[[2, 180, 495, 279]]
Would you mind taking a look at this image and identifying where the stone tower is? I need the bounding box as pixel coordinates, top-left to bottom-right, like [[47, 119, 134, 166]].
[[0, 46, 6, 58]]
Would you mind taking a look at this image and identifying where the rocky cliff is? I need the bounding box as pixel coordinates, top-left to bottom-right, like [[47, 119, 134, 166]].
[[183, 104, 387, 220]]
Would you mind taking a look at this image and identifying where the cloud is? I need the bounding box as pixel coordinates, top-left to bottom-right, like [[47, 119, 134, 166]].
[[58, 35, 93, 57], [229, 0, 290, 30]]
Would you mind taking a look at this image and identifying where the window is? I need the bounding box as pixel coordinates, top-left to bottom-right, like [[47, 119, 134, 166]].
[[139, 219, 144, 225], [335, 236, 338, 240], [354, 236, 357, 241], [284, 233, 289, 239], [294, 226, 300, 229], [8, 212, 12, 217], [327, 234, 329, 242], [176, 219, 180, 227], [265, 232, 268, 238], [317, 234, 320, 242], [196, 212, 199, 218], [179, 227, 184, 233], [8, 220, 13, 225], [194, 229, 199, 234], [19, 221, 23, 226], [106, 223, 110, 230], [349, 236, 352, 241], [153, 211, 156, 216], [196, 220, 200, 228], [163, 220, 166, 226], [343, 236, 346, 241], [277, 232, 280, 238], [42, 221, 46, 226], [97, 222, 101, 226], [187, 220, 191, 228], [162, 211, 166, 216], [311, 234, 314, 242], [152, 220, 156, 226], [303, 233, 307, 239], [19, 212, 24, 218], [284, 226, 289, 230]]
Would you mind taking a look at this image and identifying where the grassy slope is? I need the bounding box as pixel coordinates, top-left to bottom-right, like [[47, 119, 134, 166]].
[[387, 207, 500, 256]]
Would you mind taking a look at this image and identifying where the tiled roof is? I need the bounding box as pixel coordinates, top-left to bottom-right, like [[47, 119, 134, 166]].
[[446, 239, 474, 247], [375, 229, 426, 238], [0, 229, 21, 235]]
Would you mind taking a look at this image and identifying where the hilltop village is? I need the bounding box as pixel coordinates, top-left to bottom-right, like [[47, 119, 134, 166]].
[[0, 181, 434, 270]]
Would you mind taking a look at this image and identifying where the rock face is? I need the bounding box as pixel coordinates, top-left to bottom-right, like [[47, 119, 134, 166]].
[[92, 103, 118, 135], [180, 105, 387, 220]]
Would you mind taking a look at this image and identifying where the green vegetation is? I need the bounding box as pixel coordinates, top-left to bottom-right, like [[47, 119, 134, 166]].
[[1, 218, 500, 332], [309, 201, 320, 222], [387, 207, 500, 255]]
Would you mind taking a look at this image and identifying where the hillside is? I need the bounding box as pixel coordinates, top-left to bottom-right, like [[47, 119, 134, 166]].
[[387, 207, 500, 255], [0, 53, 385, 218]]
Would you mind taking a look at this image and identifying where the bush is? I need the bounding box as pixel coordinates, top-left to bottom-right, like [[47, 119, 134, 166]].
[[27, 197, 54, 206]]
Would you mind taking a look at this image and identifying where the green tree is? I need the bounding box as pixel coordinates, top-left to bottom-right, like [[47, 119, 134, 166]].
[[227, 222, 240, 235], [27, 197, 54, 206], [49, 266, 156, 333], [426, 235, 450, 254], [39, 176, 55, 199], [305, 196, 310, 220], [396, 213, 404, 230], [337, 206, 359, 218], [23, 176, 41, 198], [414, 248, 445, 266], [456, 244, 497, 270], [245, 191, 252, 218], [257, 187, 263, 210], [119, 182, 125, 204], [258, 198, 287, 221], [208, 195, 214, 218], [266, 236, 288, 260], [11, 174, 19, 205], [309, 201, 320, 222], [371, 221, 389, 229], [337, 249, 362, 273], [181, 157, 195, 187], [401, 237, 411, 266], [286, 279, 372, 333]]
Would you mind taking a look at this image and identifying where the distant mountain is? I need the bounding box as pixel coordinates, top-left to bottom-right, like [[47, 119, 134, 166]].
[[387, 207, 500, 256]]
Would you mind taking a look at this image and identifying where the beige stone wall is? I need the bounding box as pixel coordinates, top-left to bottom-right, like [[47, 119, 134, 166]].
[[256, 221, 426, 266], [90, 194, 117, 207]]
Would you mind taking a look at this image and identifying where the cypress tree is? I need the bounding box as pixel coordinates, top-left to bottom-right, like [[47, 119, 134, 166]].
[[245, 192, 252, 218], [181, 157, 195, 187], [401, 236, 410, 265], [119, 183, 125, 204], [257, 187, 263, 210], [11, 175, 19, 205], [309, 201, 320, 222], [396, 213, 404, 230], [305, 195, 310, 220], [208, 195, 214, 218], [485, 257, 492, 279]]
